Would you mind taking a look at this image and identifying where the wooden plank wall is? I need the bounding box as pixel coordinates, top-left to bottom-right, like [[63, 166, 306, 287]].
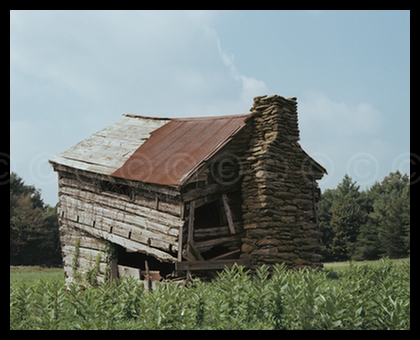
[[57, 171, 185, 284], [60, 222, 107, 285]]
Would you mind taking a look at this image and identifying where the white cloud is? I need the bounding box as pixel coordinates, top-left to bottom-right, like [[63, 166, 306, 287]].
[[299, 92, 384, 138], [11, 10, 268, 119], [297, 92, 388, 191], [217, 38, 236, 69], [10, 10, 269, 204], [216, 38, 269, 108], [240, 75, 269, 103]]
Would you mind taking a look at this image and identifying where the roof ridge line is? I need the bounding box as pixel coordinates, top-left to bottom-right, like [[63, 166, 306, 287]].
[[123, 114, 172, 120], [123, 113, 251, 121], [173, 113, 251, 121]]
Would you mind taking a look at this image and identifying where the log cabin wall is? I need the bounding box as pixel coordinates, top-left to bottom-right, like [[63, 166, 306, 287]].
[[60, 220, 107, 285], [56, 167, 184, 285], [240, 95, 325, 270]]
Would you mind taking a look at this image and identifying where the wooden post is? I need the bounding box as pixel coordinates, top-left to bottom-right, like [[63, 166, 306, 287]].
[[222, 194, 235, 234], [186, 201, 195, 283], [177, 218, 184, 277], [187, 201, 195, 246], [178, 223, 184, 262], [180, 201, 185, 220], [145, 260, 151, 291]]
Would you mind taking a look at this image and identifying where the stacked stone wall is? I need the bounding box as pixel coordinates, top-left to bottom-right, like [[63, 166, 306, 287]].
[[240, 95, 324, 269]]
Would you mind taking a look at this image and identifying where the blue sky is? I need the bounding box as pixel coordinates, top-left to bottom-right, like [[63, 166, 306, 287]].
[[10, 10, 410, 205]]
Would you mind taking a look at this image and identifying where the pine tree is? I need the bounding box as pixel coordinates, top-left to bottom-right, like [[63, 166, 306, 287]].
[[319, 171, 409, 262], [329, 193, 366, 261], [378, 190, 409, 258], [358, 171, 410, 259], [320, 175, 367, 261], [401, 184, 410, 254], [353, 218, 381, 260], [317, 189, 337, 262], [336, 174, 361, 199]]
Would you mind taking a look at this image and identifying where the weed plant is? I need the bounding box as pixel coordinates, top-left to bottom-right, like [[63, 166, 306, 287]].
[[10, 258, 410, 330]]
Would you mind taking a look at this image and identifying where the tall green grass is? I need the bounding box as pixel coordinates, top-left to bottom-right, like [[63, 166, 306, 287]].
[[10, 258, 410, 330]]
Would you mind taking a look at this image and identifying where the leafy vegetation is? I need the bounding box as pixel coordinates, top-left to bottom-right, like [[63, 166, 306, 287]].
[[10, 259, 410, 330], [10, 172, 61, 266], [319, 171, 410, 262]]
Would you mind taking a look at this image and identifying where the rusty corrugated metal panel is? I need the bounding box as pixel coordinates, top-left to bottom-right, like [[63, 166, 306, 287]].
[[111, 114, 251, 186]]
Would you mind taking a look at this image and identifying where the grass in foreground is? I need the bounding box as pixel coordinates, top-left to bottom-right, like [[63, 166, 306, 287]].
[[10, 258, 410, 330]]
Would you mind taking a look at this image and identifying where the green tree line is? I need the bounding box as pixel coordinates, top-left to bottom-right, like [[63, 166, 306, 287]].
[[10, 170, 410, 266], [10, 172, 61, 266], [318, 171, 410, 262]]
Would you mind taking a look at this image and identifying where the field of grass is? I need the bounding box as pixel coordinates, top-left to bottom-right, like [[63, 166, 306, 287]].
[[10, 266, 64, 285], [10, 258, 410, 284], [10, 258, 410, 330], [324, 257, 410, 269]]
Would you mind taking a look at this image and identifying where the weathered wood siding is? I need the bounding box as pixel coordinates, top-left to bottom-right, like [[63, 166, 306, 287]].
[[57, 170, 185, 284], [60, 222, 107, 285]]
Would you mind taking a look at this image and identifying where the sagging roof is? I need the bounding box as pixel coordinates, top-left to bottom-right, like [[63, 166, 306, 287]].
[[111, 114, 251, 186], [49, 113, 251, 186]]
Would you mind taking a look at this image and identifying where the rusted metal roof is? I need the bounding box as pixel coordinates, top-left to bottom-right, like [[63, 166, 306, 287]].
[[111, 114, 251, 186]]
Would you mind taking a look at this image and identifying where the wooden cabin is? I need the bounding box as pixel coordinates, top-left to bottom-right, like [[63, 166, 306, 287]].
[[49, 94, 327, 286]]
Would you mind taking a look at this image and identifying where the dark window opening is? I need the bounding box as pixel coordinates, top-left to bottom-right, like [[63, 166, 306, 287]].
[[194, 199, 227, 229], [115, 244, 174, 279]]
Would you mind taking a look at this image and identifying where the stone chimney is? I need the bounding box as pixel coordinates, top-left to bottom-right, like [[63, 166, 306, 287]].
[[240, 95, 324, 270]]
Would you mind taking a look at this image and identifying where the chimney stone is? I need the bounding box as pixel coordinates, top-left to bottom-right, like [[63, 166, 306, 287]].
[[240, 95, 324, 270]]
